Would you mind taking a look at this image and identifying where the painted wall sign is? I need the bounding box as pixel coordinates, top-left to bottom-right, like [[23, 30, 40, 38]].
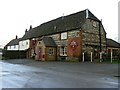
[[70, 40, 78, 50]]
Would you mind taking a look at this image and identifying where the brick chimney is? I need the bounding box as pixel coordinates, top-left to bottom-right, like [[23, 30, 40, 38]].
[[16, 35, 18, 39], [25, 29, 28, 33], [29, 25, 32, 30], [86, 9, 89, 19]]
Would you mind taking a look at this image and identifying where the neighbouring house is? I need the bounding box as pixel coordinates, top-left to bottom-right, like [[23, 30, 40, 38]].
[[3, 36, 26, 59], [4, 9, 107, 61], [106, 38, 120, 60], [5, 35, 20, 51], [19, 26, 37, 59]]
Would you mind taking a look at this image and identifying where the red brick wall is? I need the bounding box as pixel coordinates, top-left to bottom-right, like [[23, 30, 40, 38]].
[[67, 37, 82, 59], [30, 40, 37, 48]]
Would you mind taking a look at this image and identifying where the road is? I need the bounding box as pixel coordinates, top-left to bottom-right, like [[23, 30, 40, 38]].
[[0, 59, 119, 88]]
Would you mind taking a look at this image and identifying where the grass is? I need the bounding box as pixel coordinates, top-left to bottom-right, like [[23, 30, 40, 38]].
[[103, 59, 120, 63]]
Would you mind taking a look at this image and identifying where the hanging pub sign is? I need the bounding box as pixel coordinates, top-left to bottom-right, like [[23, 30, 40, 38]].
[[70, 40, 78, 50]]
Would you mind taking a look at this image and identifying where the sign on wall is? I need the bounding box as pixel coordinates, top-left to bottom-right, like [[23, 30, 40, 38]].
[[61, 32, 67, 40], [70, 40, 78, 50]]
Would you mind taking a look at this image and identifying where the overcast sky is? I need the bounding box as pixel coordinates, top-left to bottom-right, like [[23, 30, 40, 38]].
[[0, 0, 119, 48]]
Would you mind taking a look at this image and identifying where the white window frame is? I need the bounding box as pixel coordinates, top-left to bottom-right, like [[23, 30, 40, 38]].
[[48, 48, 54, 55], [60, 46, 67, 56]]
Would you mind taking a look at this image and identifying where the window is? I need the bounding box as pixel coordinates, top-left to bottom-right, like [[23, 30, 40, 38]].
[[26, 41, 28, 45], [39, 42, 41, 45], [61, 32, 67, 40], [14, 45, 16, 49], [60, 46, 67, 56], [48, 48, 54, 55], [22, 41, 24, 46], [93, 21, 97, 27]]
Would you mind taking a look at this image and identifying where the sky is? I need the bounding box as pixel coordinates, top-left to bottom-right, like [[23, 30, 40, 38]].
[[0, 0, 119, 48]]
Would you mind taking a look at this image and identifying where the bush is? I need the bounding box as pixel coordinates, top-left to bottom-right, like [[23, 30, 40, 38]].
[[65, 57, 79, 62]]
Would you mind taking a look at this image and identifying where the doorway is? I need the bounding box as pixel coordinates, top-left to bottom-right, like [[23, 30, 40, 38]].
[[38, 48, 42, 60]]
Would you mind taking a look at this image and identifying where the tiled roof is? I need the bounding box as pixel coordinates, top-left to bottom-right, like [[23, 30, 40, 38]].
[[6, 38, 21, 46], [21, 9, 100, 40], [87, 10, 100, 21], [107, 38, 120, 48], [21, 27, 37, 40], [42, 37, 57, 47]]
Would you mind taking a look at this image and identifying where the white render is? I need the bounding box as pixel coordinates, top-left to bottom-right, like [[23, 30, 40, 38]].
[[19, 40, 30, 50], [7, 45, 19, 51]]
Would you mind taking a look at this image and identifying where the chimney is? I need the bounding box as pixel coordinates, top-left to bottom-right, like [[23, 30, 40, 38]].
[[86, 9, 89, 18], [29, 25, 32, 30], [16, 35, 18, 39], [62, 13, 64, 20], [25, 29, 28, 33], [101, 19, 102, 22]]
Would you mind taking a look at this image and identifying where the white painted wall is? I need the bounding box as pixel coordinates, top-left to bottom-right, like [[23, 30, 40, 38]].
[[7, 45, 19, 50], [19, 40, 30, 50]]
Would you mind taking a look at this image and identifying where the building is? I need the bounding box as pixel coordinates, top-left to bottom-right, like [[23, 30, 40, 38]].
[[118, 2, 120, 43], [0, 48, 2, 59], [3, 36, 26, 59], [106, 38, 120, 60], [5, 36, 20, 51], [3, 9, 107, 61], [18, 9, 106, 61]]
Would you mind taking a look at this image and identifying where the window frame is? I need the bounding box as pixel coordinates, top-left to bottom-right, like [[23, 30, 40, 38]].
[[48, 48, 54, 55], [60, 46, 67, 56], [14, 45, 16, 49], [93, 21, 97, 27]]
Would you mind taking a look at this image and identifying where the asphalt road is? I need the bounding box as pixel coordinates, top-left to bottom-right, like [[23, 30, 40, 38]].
[[0, 59, 119, 88]]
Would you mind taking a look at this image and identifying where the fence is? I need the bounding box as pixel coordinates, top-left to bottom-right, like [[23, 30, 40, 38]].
[[82, 52, 120, 63]]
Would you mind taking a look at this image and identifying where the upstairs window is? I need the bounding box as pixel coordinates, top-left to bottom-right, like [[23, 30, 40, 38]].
[[93, 21, 97, 27], [14, 45, 16, 49], [9, 46, 11, 49], [22, 41, 24, 46], [26, 41, 28, 45]]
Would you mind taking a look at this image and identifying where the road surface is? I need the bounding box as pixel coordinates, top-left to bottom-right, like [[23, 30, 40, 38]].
[[0, 59, 119, 88]]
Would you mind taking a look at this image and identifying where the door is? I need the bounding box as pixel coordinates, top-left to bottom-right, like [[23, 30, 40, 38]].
[[38, 48, 42, 60]]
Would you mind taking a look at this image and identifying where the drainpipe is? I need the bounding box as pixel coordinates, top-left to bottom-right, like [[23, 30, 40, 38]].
[[98, 20, 102, 62], [82, 52, 84, 62], [99, 21, 102, 53], [56, 46, 58, 61]]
